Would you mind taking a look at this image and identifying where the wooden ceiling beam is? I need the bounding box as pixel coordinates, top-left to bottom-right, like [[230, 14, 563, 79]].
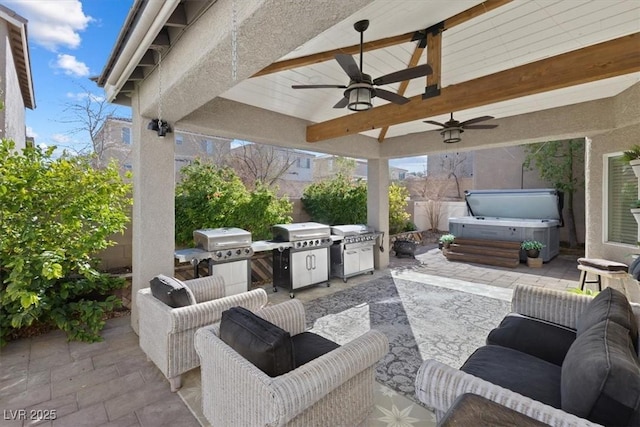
[[252, 0, 512, 78], [377, 44, 424, 143], [306, 33, 640, 142]]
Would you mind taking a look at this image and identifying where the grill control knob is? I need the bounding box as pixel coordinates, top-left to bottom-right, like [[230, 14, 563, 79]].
[[236, 249, 241, 255], [303, 241, 308, 247], [216, 251, 222, 258], [296, 242, 301, 248], [244, 248, 251, 254], [315, 240, 320, 246], [226, 251, 232, 257]]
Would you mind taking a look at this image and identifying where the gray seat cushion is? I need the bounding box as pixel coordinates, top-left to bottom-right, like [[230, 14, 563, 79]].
[[461, 345, 562, 409], [487, 313, 576, 366], [577, 257, 628, 272], [561, 320, 640, 426], [576, 287, 638, 352]]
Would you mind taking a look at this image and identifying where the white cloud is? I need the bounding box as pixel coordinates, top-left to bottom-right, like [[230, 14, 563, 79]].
[[66, 91, 104, 102], [7, 0, 93, 51], [54, 54, 90, 77], [51, 133, 71, 144]]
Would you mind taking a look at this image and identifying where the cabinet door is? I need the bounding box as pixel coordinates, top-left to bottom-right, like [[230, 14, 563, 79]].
[[359, 246, 374, 272], [343, 249, 360, 276], [291, 251, 311, 289], [310, 248, 329, 284], [209, 260, 248, 295]]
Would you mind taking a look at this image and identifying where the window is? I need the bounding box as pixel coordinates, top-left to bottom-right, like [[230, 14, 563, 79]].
[[122, 127, 131, 145], [297, 157, 311, 169], [175, 135, 183, 145], [203, 139, 214, 155], [123, 163, 132, 171], [606, 154, 637, 245]]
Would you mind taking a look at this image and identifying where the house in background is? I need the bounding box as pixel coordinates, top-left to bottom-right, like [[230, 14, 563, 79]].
[[0, 4, 35, 149], [96, 117, 232, 182], [314, 155, 408, 181]]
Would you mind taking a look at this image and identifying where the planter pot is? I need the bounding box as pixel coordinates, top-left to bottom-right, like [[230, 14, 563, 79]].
[[393, 239, 416, 258], [631, 159, 640, 179], [526, 249, 540, 258], [527, 257, 543, 268], [631, 208, 640, 226]]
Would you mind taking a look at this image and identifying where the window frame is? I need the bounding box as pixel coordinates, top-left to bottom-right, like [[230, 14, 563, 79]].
[[603, 151, 638, 246]]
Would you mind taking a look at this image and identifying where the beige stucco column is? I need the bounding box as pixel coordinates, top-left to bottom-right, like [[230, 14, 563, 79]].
[[130, 93, 176, 333], [367, 159, 390, 269]]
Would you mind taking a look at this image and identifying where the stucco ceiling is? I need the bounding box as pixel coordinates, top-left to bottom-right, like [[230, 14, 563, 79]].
[[221, 0, 640, 142]]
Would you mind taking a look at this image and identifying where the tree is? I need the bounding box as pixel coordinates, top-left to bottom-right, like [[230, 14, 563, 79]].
[[224, 143, 298, 190], [175, 160, 292, 244], [57, 83, 118, 160], [0, 139, 132, 345], [438, 152, 471, 199], [523, 138, 585, 248]]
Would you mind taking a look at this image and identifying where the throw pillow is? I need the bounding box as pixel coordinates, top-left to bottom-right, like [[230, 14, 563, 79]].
[[561, 320, 640, 426], [149, 274, 196, 308], [576, 287, 638, 351], [219, 306, 294, 377]]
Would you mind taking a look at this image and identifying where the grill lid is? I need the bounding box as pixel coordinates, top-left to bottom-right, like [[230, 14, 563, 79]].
[[272, 222, 330, 241], [331, 224, 374, 236], [193, 227, 252, 251]]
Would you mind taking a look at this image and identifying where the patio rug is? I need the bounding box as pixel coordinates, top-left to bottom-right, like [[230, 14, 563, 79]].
[[178, 271, 511, 426]]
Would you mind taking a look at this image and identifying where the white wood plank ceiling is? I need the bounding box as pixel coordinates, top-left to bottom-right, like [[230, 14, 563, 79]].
[[221, 0, 640, 141]]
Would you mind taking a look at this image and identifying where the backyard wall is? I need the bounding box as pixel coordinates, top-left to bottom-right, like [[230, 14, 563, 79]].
[[409, 201, 468, 232]]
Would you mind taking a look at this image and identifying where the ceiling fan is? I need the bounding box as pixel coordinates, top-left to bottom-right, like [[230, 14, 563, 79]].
[[291, 19, 432, 111], [424, 113, 498, 143]]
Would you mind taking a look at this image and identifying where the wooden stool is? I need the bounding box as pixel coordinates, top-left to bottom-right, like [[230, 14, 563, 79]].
[[577, 258, 629, 291]]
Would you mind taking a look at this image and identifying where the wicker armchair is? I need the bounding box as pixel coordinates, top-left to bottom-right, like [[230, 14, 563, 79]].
[[415, 284, 640, 427], [194, 299, 389, 427], [137, 275, 268, 391]]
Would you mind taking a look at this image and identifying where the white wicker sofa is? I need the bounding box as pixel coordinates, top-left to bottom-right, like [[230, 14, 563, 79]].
[[137, 274, 268, 391], [415, 284, 640, 427], [194, 299, 389, 426]]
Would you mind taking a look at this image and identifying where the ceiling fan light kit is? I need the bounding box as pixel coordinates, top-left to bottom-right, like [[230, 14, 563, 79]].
[[347, 81, 373, 111], [442, 127, 462, 144]]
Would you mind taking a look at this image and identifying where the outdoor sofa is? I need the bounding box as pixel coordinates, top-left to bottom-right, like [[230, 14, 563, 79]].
[[416, 284, 640, 427]]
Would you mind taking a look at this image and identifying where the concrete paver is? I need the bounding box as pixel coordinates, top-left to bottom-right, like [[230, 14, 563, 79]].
[[0, 246, 601, 426]]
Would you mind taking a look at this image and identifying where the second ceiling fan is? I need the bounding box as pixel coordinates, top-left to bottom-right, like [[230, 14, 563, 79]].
[[292, 19, 432, 111], [424, 113, 498, 143]]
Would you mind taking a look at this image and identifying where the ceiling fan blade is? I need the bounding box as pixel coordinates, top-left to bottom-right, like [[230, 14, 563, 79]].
[[463, 124, 499, 130], [333, 97, 349, 108], [372, 64, 433, 86], [375, 89, 410, 105], [335, 54, 362, 81], [423, 120, 446, 128], [291, 84, 347, 89], [459, 115, 494, 126]]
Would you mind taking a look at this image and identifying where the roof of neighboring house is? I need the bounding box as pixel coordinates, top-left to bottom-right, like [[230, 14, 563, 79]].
[[0, 4, 35, 110]]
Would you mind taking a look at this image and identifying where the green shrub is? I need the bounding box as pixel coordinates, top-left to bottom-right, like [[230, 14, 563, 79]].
[[301, 175, 411, 234], [0, 139, 131, 345], [175, 161, 292, 244], [301, 175, 367, 225]]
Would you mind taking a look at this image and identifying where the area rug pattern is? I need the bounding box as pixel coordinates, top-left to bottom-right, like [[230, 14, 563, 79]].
[[304, 274, 511, 399]]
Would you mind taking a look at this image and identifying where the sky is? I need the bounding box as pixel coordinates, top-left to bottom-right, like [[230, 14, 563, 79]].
[[6, 0, 426, 173]]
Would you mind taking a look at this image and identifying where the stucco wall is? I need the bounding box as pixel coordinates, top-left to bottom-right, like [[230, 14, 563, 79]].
[[0, 22, 26, 147]]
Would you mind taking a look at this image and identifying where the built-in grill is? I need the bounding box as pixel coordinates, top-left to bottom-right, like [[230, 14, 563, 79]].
[[271, 222, 332, 298], [190, 227, 254, 295], [330, 224, 380, 282]]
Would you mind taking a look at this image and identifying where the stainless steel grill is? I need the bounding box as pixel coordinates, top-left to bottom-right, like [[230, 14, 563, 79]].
[[330, 224, 381, 282], [191, 227, 254, 295], [271, 222, 332, 298]]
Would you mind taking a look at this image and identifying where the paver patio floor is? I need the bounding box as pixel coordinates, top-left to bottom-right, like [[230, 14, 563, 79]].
[[0, 247, 597, 426]]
